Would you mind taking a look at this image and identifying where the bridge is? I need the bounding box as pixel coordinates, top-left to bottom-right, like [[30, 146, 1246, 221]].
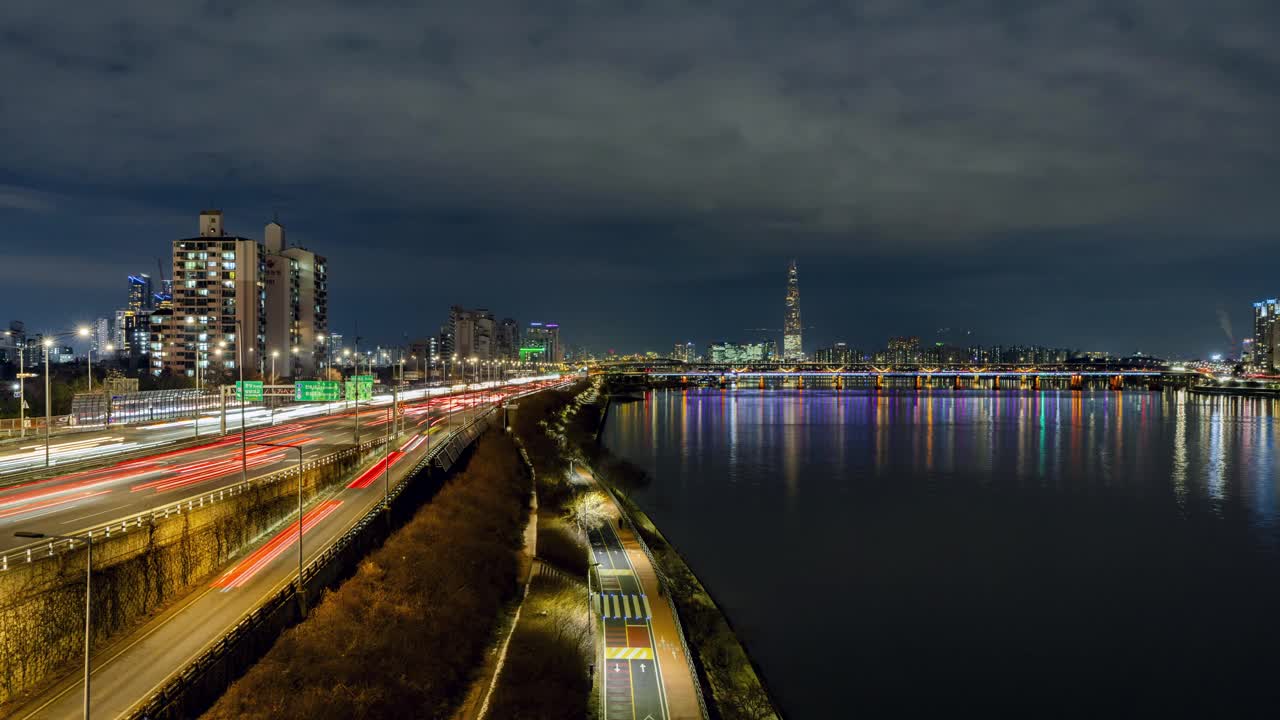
[[597, 359, 1185, 391]]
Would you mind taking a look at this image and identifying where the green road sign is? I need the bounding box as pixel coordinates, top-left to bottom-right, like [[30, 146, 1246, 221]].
[[345, 380, 373, 401], [353, 374, 374, 384], [296, 380, 341, 402], [234, 380, 264, 401]]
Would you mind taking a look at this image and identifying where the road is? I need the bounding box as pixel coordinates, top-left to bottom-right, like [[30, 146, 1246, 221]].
[[0, 379, 549, 557], [0, 380, 536, 479], [581, 466, 703, 720], [5, 378, 567, 720]]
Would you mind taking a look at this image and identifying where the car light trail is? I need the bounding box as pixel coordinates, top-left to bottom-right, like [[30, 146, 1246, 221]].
[[210, 500, 344, 590], [347, 452, 406, 489], [0, 489, 113, 521]]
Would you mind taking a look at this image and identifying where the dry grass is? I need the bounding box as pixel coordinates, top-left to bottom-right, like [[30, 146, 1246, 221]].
[[483, 573, 593, 720], [204, 431, 530, 720]]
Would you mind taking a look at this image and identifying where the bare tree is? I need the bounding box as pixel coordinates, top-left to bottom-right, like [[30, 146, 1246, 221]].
[[565, 491, 611, 534]]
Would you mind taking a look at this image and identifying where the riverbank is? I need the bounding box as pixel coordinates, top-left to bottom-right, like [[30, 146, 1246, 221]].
[[1190, 383, 1280, 398]]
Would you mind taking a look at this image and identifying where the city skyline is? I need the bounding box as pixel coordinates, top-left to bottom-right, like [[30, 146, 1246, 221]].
[[2, 2, 1279, 357]]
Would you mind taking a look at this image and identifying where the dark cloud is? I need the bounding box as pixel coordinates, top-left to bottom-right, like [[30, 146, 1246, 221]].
[[0, 0, 1276, 356]]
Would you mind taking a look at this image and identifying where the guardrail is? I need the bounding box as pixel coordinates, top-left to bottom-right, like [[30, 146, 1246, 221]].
[[0, 402, 440, 571], [126, 406, 499, 720], [0, 377, 564, 566]]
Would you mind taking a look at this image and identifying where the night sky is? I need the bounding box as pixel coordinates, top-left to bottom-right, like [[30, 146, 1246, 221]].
[[1, 1, 1277, 358]]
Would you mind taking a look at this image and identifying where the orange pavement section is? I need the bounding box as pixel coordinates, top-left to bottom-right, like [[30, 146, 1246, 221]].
[[618, 530, 703, 720]]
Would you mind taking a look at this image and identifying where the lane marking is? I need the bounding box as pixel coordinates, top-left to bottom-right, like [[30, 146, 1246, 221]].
[[60, 503, 132, 525]]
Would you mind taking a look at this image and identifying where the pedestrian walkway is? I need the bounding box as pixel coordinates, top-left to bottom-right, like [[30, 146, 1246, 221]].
[[578, 466, 703, 720]]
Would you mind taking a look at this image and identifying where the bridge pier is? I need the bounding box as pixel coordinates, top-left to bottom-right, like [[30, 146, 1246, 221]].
[[953, 375, 963, 391], [1070, 374, 1083, 391], [1033, 375, 1041, 391], [1110, 374, 1124, 391], [914, 375, 922, 391], [834, 375, 843, 390], [798, 375, 804, 390], [875, 374, 884, 390], [759, 376, 766, 390], [991, 375, 1000, 391]]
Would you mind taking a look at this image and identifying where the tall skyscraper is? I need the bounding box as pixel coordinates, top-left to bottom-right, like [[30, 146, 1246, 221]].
[[127, 274, 153, 312], [1253, 299, 1279, 372], [783, 259, 804, 361]]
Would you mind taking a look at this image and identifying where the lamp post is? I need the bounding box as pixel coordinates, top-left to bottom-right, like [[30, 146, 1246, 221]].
[[252, 442, 305, 606], [40, 327, 91, 467], [235, 320, 248, 485], [7, 330, 28, 439], [14, 529, 93, 719], [316, 334, 327, 377]]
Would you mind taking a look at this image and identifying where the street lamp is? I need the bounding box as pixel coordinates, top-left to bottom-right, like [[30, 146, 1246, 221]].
[[40, 327, 90, 467], [271, 350, 279, 385], [14, 529, 94, 719], [5, 330, 28, 439], [235, 320, 248, 486], [252, 441, 306, 609]]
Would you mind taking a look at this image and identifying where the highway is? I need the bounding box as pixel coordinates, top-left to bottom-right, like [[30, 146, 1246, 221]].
[[0, 401, 336, 479], [0, 380, 543, 556], [6, 378, 567, 719], [0, 380, 533, 480]]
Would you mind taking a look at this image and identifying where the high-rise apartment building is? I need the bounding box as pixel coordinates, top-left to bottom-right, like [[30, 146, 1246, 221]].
[[783, 260, 804, 361], [1253, 299, 1279, 372], [887, 336, 921, 364], [152, 210, 265, 377], [496, 318, 519, 360], [93, 317, 111, 352], [814, 343, 860, 364], [672, 341, 697, 362], [263, 221, 329, 378], [448, 306, 497, 360]]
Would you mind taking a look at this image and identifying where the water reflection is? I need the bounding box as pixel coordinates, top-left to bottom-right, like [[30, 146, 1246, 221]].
[[603, 389, 1280, 717]]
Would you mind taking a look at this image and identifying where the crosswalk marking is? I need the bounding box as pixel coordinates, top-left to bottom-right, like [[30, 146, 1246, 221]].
[[593, 592, 654, 620]]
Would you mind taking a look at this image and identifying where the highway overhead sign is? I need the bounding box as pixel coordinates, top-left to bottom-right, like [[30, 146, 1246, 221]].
[[295, 380, 341, 402], [234, 380, 264, 402]]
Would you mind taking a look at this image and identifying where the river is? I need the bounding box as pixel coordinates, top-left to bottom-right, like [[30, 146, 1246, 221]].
[[601, 388, 1280, 717]]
